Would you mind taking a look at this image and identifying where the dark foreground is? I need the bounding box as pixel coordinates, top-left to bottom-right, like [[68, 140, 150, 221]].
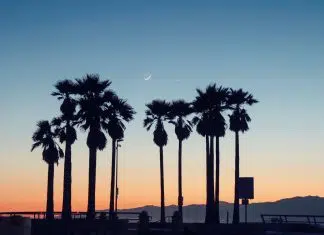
[[31, 220, 324, 235]]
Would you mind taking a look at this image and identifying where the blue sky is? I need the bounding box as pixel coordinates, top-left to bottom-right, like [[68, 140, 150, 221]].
[[0, 0, 324, 210]]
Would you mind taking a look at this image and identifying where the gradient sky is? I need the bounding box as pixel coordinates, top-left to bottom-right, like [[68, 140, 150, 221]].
[[1, 0, 324, 212]]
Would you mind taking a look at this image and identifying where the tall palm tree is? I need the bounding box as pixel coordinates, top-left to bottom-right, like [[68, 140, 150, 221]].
[[192, 84, 229, 223], [168, 100, 193, 222], [104, 95, 135, 220], [228, 89, 258, 224], [51, 79, 78, 220], [192, 86, 216, 224], [143, 100, 171, 224], [208, 85, 229, 224], [31, 120, 63, 220], [75, 74, 115, 219]]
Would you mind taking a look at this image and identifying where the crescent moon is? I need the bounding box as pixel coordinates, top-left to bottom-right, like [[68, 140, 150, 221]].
[[144, 73, 152, 81]]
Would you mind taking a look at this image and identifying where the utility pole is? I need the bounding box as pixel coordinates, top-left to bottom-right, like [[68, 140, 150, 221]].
[[115, 139, 123, 212]]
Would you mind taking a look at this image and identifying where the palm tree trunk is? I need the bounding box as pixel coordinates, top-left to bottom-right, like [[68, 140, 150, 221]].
[[87, 147, 97, 220], [109, 139, 116, 220], [62, 140, 72, 220], [159, 146, 166, 224], [178, 139, 183, 223], [214, 136, 220, 224], [205, 135, 211, 224], [205, 135, 213, 224], [46, 163, 55, 220], [209, 136, 215, 221], [233, 131, 240, 224]]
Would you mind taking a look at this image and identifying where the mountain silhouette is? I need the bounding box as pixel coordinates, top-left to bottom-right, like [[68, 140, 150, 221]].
[[110, 196, 324, 223]]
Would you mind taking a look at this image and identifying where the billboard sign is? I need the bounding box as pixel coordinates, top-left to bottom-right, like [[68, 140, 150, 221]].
[[238, 177, 254, 199]]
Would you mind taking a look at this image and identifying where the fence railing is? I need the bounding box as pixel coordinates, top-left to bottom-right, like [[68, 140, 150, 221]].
[[261, 214, 324, 225], [0, 211, 147, 222]]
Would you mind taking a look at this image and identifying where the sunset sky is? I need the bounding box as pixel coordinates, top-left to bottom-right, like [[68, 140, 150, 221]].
[[1, 1, 324, 212]]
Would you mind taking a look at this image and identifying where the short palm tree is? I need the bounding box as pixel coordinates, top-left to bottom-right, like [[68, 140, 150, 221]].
[[228, 89, 258, 224], [168, 100, 193, 222], [75, 74, 115, 219], [51, 79, 78, 220], [143, 100, 171, 224], [31, 120, 63, 220], [104, 95, 135, 220]]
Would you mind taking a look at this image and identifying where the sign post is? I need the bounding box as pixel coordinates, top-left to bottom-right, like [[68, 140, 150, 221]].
[[238, 177, 254, 224], [242, 198, 249, 223]]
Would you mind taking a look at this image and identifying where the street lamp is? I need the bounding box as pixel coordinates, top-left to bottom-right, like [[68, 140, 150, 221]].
[[115, 139, 123, 212]]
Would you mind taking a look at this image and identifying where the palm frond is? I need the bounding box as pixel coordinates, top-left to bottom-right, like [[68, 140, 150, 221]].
[[97, 131, 107, 151], [58, 147, 64, 158], [51, 92, 61, 97], [31, 141, 42, 152], [143, 117, 154, 128], [169, 100, 193, 119], [146, 122, 153, 131], [191, 116, 201, 126], [51, 117, 63, 127], [168, 120, 177, 125], [145, 100, 171, 117]]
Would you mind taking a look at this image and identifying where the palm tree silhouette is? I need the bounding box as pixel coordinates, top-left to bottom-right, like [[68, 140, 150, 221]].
[[228, 89, 258, 224], [75, 74, 115, 219], [105, 95, 135, 220], [168, 100, 193, 223], [192, 86, 215, 224], [31, 120, 63, 220], [51, 79, 78, 220], [209, 85, 229, 224], [143, 100, 171, 224], [192, 84, 229, 223]]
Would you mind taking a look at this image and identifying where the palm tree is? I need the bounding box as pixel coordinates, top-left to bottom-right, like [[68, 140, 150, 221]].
[[168, 100, 193, 222], [104, 95, 135, 220], [192, 86, 215, 224], [31, 120, 63, 220], [51, 79, 78, 220], [192, 84, 229, 223], [75, 74, 115, 219], [228, 89, 258, 224], [143, 100, 171, 224], [208, 85, 229, 224]]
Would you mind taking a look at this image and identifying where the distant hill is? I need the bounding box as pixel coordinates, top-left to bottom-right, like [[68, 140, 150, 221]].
[[112, 196, 324, 223]]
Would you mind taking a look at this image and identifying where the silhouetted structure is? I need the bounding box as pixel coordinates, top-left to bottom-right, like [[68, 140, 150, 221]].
[[31, 121, 64, 220], [29, 74, 260, 226], [144, 100, 171, 224], [168, 100, 193, 223], [51, 79, 78, 220], [75, 74, 116, 219], [106, 95, 135, 220], [228, 88, 258, 224], [193, 85, 225, 224]]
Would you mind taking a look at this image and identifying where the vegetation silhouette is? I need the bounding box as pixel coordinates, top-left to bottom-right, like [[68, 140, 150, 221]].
[[192, 85, 220, 224], [31, 120, 64, 220], [51, 79, 78, 220], [105, 95, 135, 220], [208, 85, 229, 224], [191, 110, 212, 223], [193, 84, 229, 224], [75, 74, 116, 219], [227, 88, 258, 224], [144, 99, 171, 224], [29, 74, 259, 227], [168, 100, 193, 223]]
